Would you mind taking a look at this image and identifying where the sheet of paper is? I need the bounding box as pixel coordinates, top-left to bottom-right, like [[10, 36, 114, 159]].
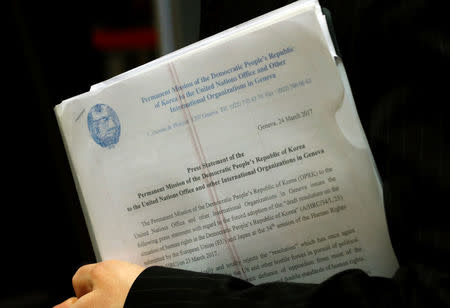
[[56, 0, 398, 284]]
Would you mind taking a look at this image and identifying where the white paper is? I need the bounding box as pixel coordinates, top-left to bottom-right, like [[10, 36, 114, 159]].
[[55, 0, 398, 284]]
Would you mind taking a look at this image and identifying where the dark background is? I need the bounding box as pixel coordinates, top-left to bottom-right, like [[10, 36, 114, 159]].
[[4, 1, 162, 306], [3, 0, 449, 307]]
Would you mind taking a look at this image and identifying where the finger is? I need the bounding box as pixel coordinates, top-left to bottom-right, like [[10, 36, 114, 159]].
[[69, 289, 103, 308], [53, 297, 77, 308], [72, 263, 96, 298]]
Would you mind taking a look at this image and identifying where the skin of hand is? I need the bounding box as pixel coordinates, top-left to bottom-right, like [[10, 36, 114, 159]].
[[53, 260, 145, 308]]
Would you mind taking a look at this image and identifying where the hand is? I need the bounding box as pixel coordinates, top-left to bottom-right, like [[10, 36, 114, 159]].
[[54, 260, 145, 308]]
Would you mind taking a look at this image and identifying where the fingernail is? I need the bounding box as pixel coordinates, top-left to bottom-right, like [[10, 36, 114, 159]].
[[53, 297, 77, 308]]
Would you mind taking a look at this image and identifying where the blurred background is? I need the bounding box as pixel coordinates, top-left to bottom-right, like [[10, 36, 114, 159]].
[[3, 0, 449, 307], [4, 1, 201, 306]]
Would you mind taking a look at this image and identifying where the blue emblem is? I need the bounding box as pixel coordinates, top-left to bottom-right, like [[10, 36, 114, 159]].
[[87, 104, 121, 148]]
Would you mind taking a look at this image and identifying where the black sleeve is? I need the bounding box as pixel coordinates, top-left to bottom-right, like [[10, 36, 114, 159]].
[[125, 264, 447, 307]]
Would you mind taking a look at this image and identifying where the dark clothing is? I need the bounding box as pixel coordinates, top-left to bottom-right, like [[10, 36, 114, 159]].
[[126, 0, 449, 307], [126, 264, 447, 307]]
